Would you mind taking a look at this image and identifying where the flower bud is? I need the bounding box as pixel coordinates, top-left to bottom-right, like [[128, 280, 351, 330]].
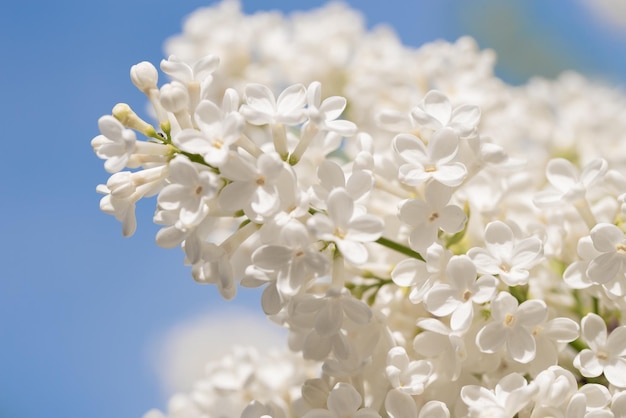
[[130, 61, 158, 92], [112, 103, 157, 137], [159, 81, 189, 113]]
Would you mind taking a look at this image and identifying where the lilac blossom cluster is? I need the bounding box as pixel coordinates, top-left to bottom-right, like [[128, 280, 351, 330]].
[[92, 1, 626, 417]]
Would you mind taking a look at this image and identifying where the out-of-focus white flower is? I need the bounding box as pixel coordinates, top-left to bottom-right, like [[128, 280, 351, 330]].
[[241, 83, 307, 126], [303, 382, 381, 418], [534, 158, 607, 207], [411, 90, 481, 138], [385, 346, 432, 395]]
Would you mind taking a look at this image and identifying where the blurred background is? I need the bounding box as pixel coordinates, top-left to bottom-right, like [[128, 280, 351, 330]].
[[1, 0, 626, 417]]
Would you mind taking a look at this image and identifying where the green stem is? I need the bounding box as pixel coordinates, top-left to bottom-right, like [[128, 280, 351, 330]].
[[375, 237, 424, 261]]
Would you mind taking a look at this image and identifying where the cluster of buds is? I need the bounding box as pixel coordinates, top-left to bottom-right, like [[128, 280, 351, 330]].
[[92, 1, 626, 417]]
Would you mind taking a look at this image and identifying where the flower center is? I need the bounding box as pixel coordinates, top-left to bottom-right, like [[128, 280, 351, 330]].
[[463, 290, 472, 301], [195, 185, 203, 195], [616, 243, 626, 254], [429, 212, 439, 223], [504, 313, 515, 327], [424, 165, 437, 173], [334, 228, 346, 239], [256, 176, 266, 186]]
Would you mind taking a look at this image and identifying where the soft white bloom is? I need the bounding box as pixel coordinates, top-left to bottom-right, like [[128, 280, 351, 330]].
[[566, 384, 613, 418], [91, 115, 136, 173], [250, 221, 329, 296], [413, 318, 466, 381], [393, 127, 467, 187], [157, 155, 220, 229], [307, 188, 383, 265], [240, 83, 307, 126], [305, 81, 357, 136], [391, 243, 452, 304], [574, 313, 626, 388], [219, 152, 295, 220], [534, 158, 608, 207], [411, 89, 481, 137], [425, 255, 497, 332], [461, 373, 538, 418], [191, 242, 236, 300], [173, 98, 245, 167], [161, 54, 219, 90], [303, 382, 381, 418], [528, 316, 580, 376], [476, 291, 547, 363], [398, 180, 467, 251], [385, 346, 433, 395], [310, 159, 373, 210], [468, 220, 543, 286], [586, 223, 626, 291]]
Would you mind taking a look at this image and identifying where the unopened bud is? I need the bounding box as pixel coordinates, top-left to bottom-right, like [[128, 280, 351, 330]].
[[159, 81, 189, 113], [130, 61, 158, 92], [112, 103, 157, 137]]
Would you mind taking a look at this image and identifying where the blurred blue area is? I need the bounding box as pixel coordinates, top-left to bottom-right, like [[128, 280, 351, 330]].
[[1, 0, 626, 417]]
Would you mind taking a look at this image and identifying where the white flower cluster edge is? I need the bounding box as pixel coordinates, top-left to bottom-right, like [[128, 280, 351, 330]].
[[92, 1, 626, 417]]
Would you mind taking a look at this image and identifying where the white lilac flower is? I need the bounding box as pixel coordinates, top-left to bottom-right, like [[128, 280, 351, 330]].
[[573, 313, 626, 388], [476, 291, 547, 363], [528, 316, 579, 376], [398, 180, 467, 252], [461, 373, 538, 418], [157, 155, 220, 229], [534, 158, 607, 208], [586, 223, 626, 292], [385, 346, 433, 395], [413, 318, 465, 382], [425, 255, 497, 332], [410, 89, 481, 138], [241, 400, 286, 418], [305, 81, 357, 136], [302, 382, 381, 418], [385, 390, 450, 418], [91, 115, 137, 173], [289, 288, 372, 361], [219, 152, 295, 220], [250, 221, 329, 296], [531, 366, 578, 417], [393, 127, 467, 187], [307, 188, 383, 265], [566, 384, 612, 418], [310, 159, 373, 210], [468, 220, 543, 287], [241, 265, 282, 315], [191, 242, 236, 300], [173, 99, 244, 167], [240, 83, 307, 126], [391, 243, 452, 304], [160, 54, 219, 109]]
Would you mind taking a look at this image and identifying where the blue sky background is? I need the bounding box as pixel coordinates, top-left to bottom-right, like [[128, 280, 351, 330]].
[[2, 1, 626, 417]]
